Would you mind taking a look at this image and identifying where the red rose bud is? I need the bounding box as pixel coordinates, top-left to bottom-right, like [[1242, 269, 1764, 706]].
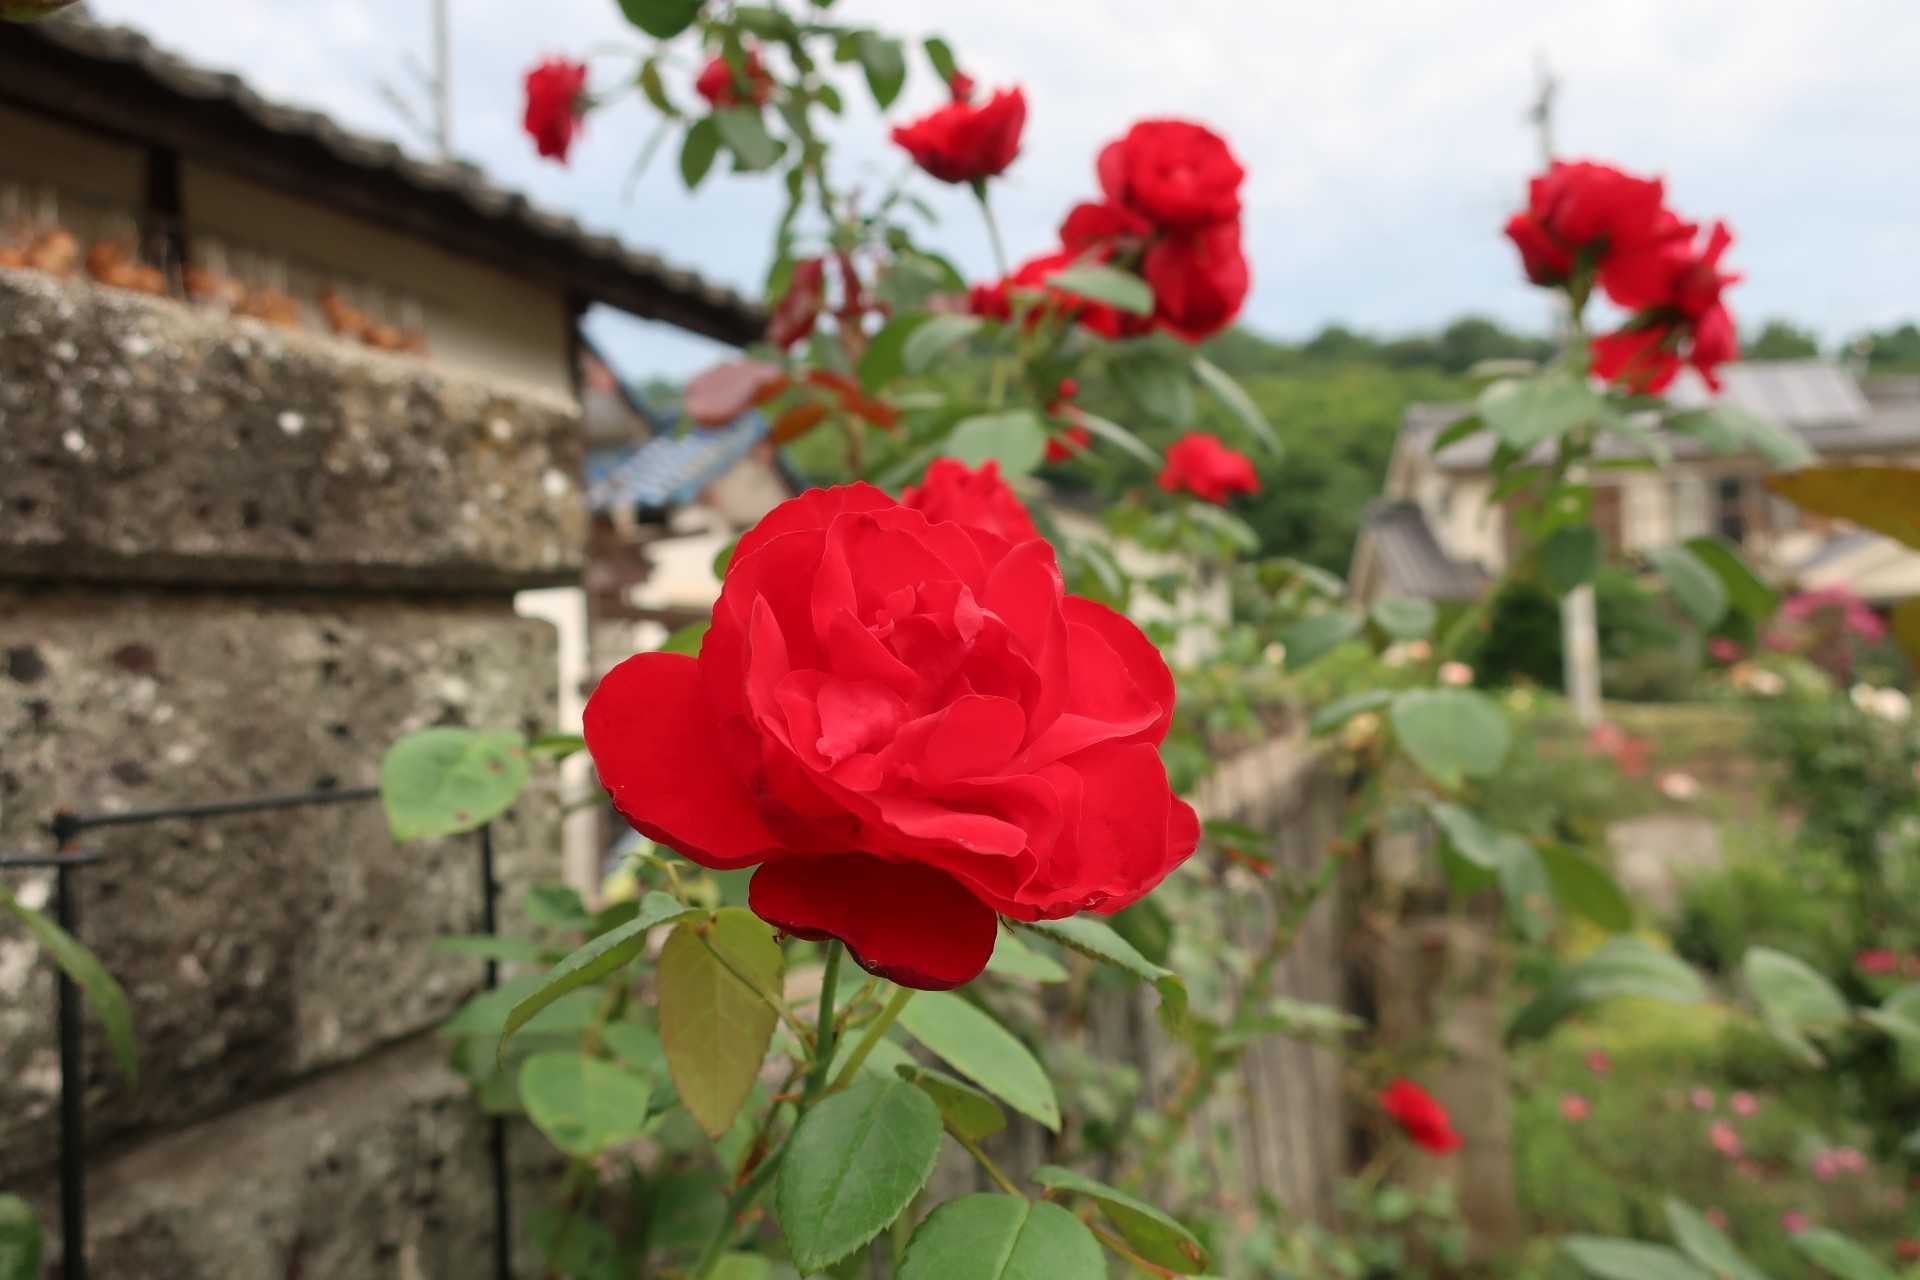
[[696, 48, 775, 108], [1044, 425, 1092, 464], [523, 58, 589, 163], [902, 458, 1043, 547], [1157, 432, 1260, 504], [891, 86, 1027, 184], [768, 257, 826, 349], [1145, 221, 1250, 342], [583, 482, 1197, 989], [1054, 378, 1079, 402], [1503, 159, 1682, 287], [1098, 119, 1245, 231], [1380, 1078, 1462, 1154], [948, 70, 977, 102]]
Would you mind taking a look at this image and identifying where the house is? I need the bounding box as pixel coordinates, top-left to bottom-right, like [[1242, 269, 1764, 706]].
[[1354, 361, 1920, 605]]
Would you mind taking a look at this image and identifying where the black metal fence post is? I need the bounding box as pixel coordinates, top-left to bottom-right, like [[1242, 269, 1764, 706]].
[[479, 822, 513, 1280]]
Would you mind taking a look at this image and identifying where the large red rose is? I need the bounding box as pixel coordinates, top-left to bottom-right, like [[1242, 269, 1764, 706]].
[[1380, 1078, 1462, 1154], [891, 87, 1027, 184], [901, 458, 1043, 547], [1098, 120, 1244, 231], [1502, 160, 1679, 286], [1145, 222, 1249, 341], [1157, 432, 1259, 504], [1060, 200, 1151, 252], [695, 49, 774, 108], [523, 58, 589, 162], [584, 482, 1198, 989]]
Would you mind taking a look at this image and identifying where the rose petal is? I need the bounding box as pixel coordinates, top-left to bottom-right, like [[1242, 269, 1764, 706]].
[[749, 854, 999, 989], [584, 652, 780, 869]]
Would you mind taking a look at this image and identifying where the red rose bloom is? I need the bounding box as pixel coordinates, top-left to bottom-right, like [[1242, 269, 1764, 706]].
[[1380, 1078, 1462, 1154], [768, 257, 825, 349], [523, 58, 589, 162], [1502, 160, 1678, 286], [901, 458, 1043, 547], [1857, 949, 1900, 976], [1060, 200, 1152, 252], [1098, 120, 1244, 231], [1145, 222, 1249, 342], [584, 483, 1199, 989], [891, 87, 1027, 184], [1045, 426, 1092, 464], [970, 249, 1150, 341], [1157, 432, 1259, 504], [695, 49, 774, 108]]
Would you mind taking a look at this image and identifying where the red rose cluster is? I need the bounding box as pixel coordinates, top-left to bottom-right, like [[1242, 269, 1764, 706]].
[[523, 58, 589, 163], [584, 466, 1200, 990], [972, 119, 1250, 344], [891, 73, 1027, 185], [695, 48, 775, 108], [1157, 432, 1259, 505], [1380, 1078, 1462, 1154], [1504, 160, 1741, 392]]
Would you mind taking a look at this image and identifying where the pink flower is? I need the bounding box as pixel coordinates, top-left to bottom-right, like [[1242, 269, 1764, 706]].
[[1585, 1050, 1613, 1076], [1730, 1091, 1759, 1117], [1835, 1146, 1867, 1175], [1659, 771, 1701, 802], [1814, 1152, 1841, 1183], [1782, 1211, 1811, 1236], [1705, 1209, 1731, 1231], [1438, 661, 1474, 687], [1779, 585, 1887, 642], [1709, 1121, 1743, 1158], [1858, 949, 1901, 976], [1559, 1094, 1592, 1122], [1707, 636, 1744, 663], [1690, 1088, 1716, 1112]]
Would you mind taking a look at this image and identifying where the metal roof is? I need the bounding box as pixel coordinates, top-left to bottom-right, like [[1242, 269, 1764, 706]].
[[1, 16, 766, 345], [586, 413, 772, 513]]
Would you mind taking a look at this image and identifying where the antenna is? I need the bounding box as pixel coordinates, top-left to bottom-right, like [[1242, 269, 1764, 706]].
[[374, 0, 452, 159], [1526, 52, 1558, 166]]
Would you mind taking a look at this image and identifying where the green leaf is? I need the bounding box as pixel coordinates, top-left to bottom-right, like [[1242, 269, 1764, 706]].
[[1539, 845, 1634, 933], [1108, 898, 1174, 968], [528, 732, 586, 761], [1111, 347, 1196, 426], [854, 32, 908, 108], [1669, 403, 1814, 469], [708, 1255, 772, 1280], [680, 116, 721, 189], [0, 1193, 41, 1280], [1044, 264, 1153, 316], [381, 728, 529, 842], [1864, 985, 1920, 1048], [922, 36, 959, 83], [617, 0, 702, 38], [903, 313, 983, 373], [658, 909, 783, 1137], [1018, 915, 1188, 1028], [1744, 946, 1850, 1067], [899, 1195, 1105, 1280], [444, 977, 600, 1041], [897, 992, 1059, 1130], [1281, 610, 1365, 670], [1509, 938, 1707, 1045], [1309, 689, 1395, 736], [1370, 596, 1436, 640], [1390, 689, 1511, 788], [1664, 1198, 1767, 1280], [637, 57, 679, 117], [1563, 1237, 1711, 1280], [1431, 413, 1486, 453], [660, 620, 709, 656], [1683, 536, 1777, 622], [1426, 802, 1528, 873], [1477, 372, 1612, 450], [518, 1051, 654, 1156], [775, 1075, 942, 1271], [1218, 996, 1364, 1050], [897, 1064, 1007, 1141], [0, 887, 137, 1081], [501, 893, 697, 1051], [943, 410, 1047, 477], [430, 935, 553, 965], [1647, 545, 1730, 628], [524, 883, 592, 930], [1192, 354, 1281, 454], [1065, 410, 1164, 469], [1183, 502, 1261, 554], [985, 929, 1068, 983], [857, 313, 930, 391], [1032, 1165, 1209, 1273], [1792, 1229, 1897, 1280], [715, 107, 783, 171], [1766, 465, 1920, 551], [1539, 525, 1603, 595]]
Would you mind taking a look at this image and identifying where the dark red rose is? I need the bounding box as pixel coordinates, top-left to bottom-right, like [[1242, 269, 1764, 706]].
[[695, 49, 774, 108], [1045, 426, 1092, 464], [1503, 160, 1680, 286], [1591, 296, 1738, 393], [891, 87, 1027, 184], [948, 70, 977, 102], [584, 483, 1198, 989], [1380, 1078, 1462, 1154], [1145, 221, 1249, 342], [523, 58, 589, 162], [901, 458, 1043, 547], [768, 257, 825, 349], [1157, 432, 1259, 504], [1060, 201, 1151, 252], [1098, 120, 1244, 231]]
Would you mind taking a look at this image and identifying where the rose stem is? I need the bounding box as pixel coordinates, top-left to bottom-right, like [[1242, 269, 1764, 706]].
[[802, 939, 845, 1102], [829, 985, 917, 1090]]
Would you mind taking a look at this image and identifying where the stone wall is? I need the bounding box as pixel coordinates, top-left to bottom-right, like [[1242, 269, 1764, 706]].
[[0, 268, 581, 1277]]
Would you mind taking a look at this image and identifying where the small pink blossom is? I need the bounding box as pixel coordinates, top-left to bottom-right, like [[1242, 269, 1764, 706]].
[[1707, 636, 1744, 663], [1438, 661, 1474, 687], [1690, 1087, 1716, 1111], [1730, 1091, 1759, 1117], [1559, 1094, 1591, 1122], [1704, 1208, 1730, 1231], [1709, 1120, 1743, 1158], [1585, 1050, 1613, 1076], [1857, 949, 1901, 976], [1781, 1211, 1811, 1236], [1814, 1152, 1841, 1182], [1834, 1146, 1867, 1174], [1659, 770, 1702, 802]]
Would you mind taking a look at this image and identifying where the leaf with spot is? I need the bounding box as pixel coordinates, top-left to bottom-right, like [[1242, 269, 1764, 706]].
[[0, 886, 136, 1081], [658, 909, 784, 1137], [501, 893, 697, 1052], [380, 728, 529, 841], [775, 1074, 943, 1271], [897, 991, 1059, 1130], [1032, 1165, 1209, 1273], [899, 1195, 1105, 1280]]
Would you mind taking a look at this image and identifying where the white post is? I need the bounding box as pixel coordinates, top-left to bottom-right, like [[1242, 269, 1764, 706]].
[[1562, 583, 1602, 724]]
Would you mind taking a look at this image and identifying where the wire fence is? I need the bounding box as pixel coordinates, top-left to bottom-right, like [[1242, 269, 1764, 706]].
[[0, 786, 514, 1280]]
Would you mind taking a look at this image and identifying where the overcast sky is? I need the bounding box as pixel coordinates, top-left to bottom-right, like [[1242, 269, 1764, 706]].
[[84, 0, 1920, 380]]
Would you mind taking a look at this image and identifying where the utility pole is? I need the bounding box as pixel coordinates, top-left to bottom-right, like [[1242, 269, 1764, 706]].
[[431, 0, 452, 158], [376, 0, 453, 160], [1526, 53, 1604, 726]]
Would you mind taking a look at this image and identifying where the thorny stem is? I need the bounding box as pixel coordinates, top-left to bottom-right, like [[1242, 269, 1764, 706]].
[[952, 1128, 1022, 1196], [829, 985, 916, 1090]]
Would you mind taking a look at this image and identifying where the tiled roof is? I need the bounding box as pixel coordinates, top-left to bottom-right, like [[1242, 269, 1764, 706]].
[[1357, 499, 1490, 602], [586, 414, 771, 513], [3, 17, 766, 345]]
